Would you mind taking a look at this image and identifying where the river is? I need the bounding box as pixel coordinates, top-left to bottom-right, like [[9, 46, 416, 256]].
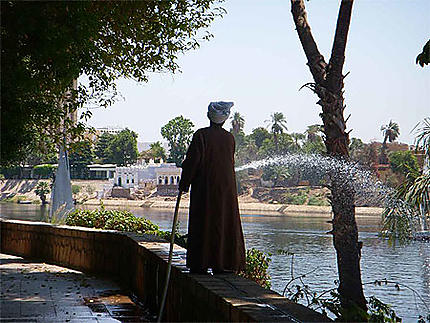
[[1, 203, 429, 322]]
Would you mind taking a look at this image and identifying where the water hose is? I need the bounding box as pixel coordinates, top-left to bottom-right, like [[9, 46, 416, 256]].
[[157, 191, 182, 322]]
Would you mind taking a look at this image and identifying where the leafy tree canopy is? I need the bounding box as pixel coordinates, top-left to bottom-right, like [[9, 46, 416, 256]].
[[1, 0, 224, 166], [388, 150, 419, 177], [161, 116, 194, 166], [94, 132, 115, 163], [69, 140, 95, 178], [250, 127, 271, 149], [145, 141, 167, 162], [106, 129, 139, 166]]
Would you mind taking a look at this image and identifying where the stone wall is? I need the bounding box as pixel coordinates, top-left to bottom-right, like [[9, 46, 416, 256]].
[[0, 219, 330, 322]]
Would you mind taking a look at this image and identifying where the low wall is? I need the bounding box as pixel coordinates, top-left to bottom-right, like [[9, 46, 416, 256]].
[[0, 219, 329, 322]]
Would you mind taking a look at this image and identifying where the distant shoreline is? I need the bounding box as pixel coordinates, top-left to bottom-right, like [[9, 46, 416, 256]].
[[82, 198, 383, 217]]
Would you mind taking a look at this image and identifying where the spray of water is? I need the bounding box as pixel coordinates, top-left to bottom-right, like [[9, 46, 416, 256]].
[[235, 153, 419, 232]]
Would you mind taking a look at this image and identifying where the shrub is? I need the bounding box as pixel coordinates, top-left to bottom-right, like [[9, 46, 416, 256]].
[[72, 184, 81, 195], [239, 248, 271, 289], [283, 192, 307, 205], [66, 208, 159, 233], [33, 164, 57, 179], [307, 195, 329, 206], [35, 181, 50, 205], [66, 208, 272, 289]]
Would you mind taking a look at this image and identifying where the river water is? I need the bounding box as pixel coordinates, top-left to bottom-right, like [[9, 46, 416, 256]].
[[1, 203, 429, 322]]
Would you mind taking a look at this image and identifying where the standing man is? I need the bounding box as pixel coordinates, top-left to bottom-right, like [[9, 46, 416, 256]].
[[179, 101, 246, 274]]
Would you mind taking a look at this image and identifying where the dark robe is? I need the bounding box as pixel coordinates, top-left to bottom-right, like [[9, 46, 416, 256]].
[[179, 123, 246, 271]]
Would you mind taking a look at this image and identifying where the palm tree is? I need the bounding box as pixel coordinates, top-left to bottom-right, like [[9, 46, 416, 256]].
[[305, 124, 324, 143], [413, 117, 430, 230], [383, 118, 430, 236], [380, 120, 400, 164], [266, 112, 288, 153], [291, 132, 305, 151], [230, 112, 245, 136], [230, 112, 245, 147]]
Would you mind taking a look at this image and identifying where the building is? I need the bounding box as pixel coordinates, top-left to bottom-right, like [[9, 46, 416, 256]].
[[87, 164, 117, 180], [114, 162, 181, 194], [155, 166, 182, 196]]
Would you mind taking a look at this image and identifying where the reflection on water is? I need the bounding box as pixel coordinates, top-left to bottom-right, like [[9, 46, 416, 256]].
[[1, 203, 429, 322]]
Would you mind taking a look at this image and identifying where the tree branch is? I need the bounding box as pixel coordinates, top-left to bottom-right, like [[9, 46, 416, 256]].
[[327, 0, 354, 92], [290, 0, 327, 85]]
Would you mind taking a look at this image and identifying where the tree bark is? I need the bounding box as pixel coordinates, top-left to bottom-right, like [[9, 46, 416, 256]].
[[291, 0, 367, 314]]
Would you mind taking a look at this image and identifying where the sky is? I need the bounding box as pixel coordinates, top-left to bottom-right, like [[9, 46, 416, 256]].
[[83, 0, 429, 145]]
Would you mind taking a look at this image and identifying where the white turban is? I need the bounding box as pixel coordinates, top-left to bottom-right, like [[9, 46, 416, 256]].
[[207, 101, 234, 124]]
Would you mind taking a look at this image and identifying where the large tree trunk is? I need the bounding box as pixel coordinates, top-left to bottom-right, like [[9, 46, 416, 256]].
[[291, 0, 367, 314]]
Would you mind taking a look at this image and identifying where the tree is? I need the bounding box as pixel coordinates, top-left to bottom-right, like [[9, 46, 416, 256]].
[[250, 127, 272, 149], [388, 150, 419, 178], [349, 138, 376, 168], [305, 124, 324, 143], [266, 112, 288, 153], [94, 133, 115, 164], [1, 1, 224, 166], [161, 116, 194, 167], [106, 129, 138, 166], [380, 120, 400, 164], [291, 0, 367, 313], [290, 132, 305, 151], [148, 141, 167, 162], [35, 182, 50, 205], [69, 140, 95, 179], [230, 112, 246, 147]]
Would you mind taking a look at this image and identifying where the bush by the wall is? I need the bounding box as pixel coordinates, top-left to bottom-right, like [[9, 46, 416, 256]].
[[66, 207, 272, 289], [33, 164, 57, 179], [239, 248, 272, 289]]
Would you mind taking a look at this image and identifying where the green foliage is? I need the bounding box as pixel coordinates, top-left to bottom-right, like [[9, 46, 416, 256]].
[[239, 248, 271, 289], [262, 165, 291, 186], [94, 133, 115, 163], [161, 116, 194, 166], [308, 195, 329, 206], [283, 191, 307, 205], [1, 0, 224, 166], [106, 129, 139, 166], [414, 117, 430, 157], [35, 181, 50, 204], [0, 166, 21, 179], [381, 121, 400, 144], [71, 185, 81, 195], [66, 208, 159, 234], [230, 112, 245, 147], [388, 150, 419, 177], [33, 164, 57, 179], [148, 141, 167, 162], [69, 140, 95, 178], [250, 127, 271, 149]]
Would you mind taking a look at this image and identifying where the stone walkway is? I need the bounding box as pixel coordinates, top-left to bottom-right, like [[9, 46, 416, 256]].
[[0, 253, 153, 322]]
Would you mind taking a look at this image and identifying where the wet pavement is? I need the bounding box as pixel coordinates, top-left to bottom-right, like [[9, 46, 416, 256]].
[[0, 253, 153, 322]]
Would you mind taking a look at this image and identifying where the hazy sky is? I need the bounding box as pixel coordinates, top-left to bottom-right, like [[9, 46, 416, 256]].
[[83, 0, 429, 145]]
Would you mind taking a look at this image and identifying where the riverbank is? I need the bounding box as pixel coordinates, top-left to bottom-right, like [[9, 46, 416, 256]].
[[1, 179, 383, 217], [82, 197, 383, 217]]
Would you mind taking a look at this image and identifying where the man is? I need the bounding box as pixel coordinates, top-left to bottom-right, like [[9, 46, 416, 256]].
[[179, 101, 246, 274]]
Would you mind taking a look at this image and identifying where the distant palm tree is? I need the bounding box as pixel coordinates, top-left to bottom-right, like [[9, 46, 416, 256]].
[[266, 112, 288, 153], [230, 112, 245, 137], [414, 117, 430, 160], [380, 120, 400, 164], [305, 124, 324, 143], [291, 132, 305, 151]]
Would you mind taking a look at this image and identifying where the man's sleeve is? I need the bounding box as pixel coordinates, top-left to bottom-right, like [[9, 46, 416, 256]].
[[178, 131, 203, 192]]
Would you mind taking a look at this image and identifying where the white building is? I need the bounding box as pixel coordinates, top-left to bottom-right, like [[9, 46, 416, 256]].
[[87, 164, 116, 180], [114, 162, 181, 189]]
